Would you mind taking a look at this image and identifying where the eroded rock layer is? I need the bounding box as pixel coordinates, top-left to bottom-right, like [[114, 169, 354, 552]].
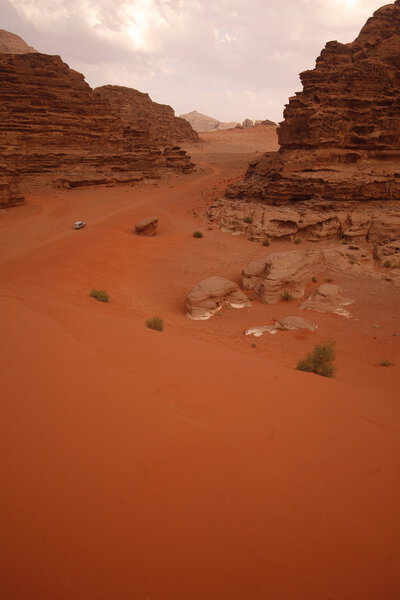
[[216, 1, 400, 239], [0, 51, 196, 207], [95, 86, 199, 145]]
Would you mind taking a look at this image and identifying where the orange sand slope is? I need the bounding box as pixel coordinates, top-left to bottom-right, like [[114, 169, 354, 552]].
[[1, 128, 399, 599]]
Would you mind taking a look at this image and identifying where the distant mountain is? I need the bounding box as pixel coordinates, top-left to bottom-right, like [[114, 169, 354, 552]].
[[0, 29, 38, 54], [180, 110, 276, 133], [179, 111, 239, 132]]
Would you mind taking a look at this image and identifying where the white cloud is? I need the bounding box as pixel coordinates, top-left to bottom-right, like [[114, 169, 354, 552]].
[[3, 0, 390, 121]]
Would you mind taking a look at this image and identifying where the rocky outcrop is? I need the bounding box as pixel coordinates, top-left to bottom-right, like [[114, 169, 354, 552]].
[[245, 316, 317, 337], [208, 199, 400, 244], [241, 245, 373, 304], [375, 239, 400, 267], [0, 30, 38, 54], [135, 216, 158, 236], [95, 85, 198, 145], [186, 276, 251, 320], [300, 284, 353, 316], [0, 49, 195, 207], [242, 250, 322, 303], [212, 2, 400, 237], [242, 119, 254, 129]]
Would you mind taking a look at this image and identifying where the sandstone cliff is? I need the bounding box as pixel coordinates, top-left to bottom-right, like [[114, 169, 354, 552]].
[[0, 48, 196, 208], [222, 1, 400, 208], [95, 85, 199, 145]]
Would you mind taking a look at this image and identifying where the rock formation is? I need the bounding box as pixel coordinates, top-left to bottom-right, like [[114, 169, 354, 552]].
[[180, 111, 239, 132], [241, 245, 373, 304], [242, 119, 254, 129], [245, 316, 317, 337], [135, 216, 158, 236], [186, 276, 251, 320], [95, 86, 198, 145], [0, 39, 197, 208], [0, 30, 38, 54], [300, 284, 353, 316], [211, 1, 400, 243]]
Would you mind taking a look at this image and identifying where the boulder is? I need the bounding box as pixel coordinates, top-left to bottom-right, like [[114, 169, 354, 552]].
[[186, 276, 251, 320], [135, 216, 158, 236], [300, 284, 353, 316]]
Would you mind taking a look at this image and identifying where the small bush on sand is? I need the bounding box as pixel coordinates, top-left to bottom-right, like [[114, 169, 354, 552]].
[[294, 238, 302, 244], [383, 260, 393, 268], [311, 276, 317, 283], [243, 216, 253, 224], [281, 291, 296, 301], [379, 359, 393, 367], [146, 316, 164, 332], [262, 240, 270, 247], [326, 277, 333, 283], [297, 342, 336, 378], [90, 289, 109, 303], [193, 231, 203, 238]]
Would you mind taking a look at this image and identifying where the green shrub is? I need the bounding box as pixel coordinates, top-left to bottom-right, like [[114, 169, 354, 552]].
[[294, 238, 302, 244], [262, 240, 270, 247], [383, 260, 393, 268], [297, 342, 336, 378], [193, 231, 203, 238], [90, 289, 109, 303], [379, 359, 393, 367], [243, 216, 253, 224], [326, 277, 333, 283], [146, 316, 164, 332], [311, 276, 317, 283], [281, 291, 296, 301]]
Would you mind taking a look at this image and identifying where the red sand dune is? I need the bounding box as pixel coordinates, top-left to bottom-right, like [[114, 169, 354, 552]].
[[1, 127, 399, 599]]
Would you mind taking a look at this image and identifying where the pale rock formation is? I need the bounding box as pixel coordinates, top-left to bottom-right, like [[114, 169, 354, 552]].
[[300, 284, 353, 317], [186, 276, 251, 320], [241, 245, 374, 304], [179, 111, 239, 132], [242, 119, 254, 129], [242, 250, 323, 304], [245, 316, 317, 337], [135, 216, 158, 236]]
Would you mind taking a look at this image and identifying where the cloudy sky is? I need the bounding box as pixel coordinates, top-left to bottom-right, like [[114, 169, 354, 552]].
[[2, 0, 388, 122]]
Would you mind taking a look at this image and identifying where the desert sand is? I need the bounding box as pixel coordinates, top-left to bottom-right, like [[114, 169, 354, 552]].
[[1, 126, 399, 599]]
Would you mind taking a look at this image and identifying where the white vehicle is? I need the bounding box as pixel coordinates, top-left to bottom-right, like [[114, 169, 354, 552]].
[[73, 221, 86, 230]]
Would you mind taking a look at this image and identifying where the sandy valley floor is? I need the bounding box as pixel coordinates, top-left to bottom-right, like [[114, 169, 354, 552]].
[[1, 126, 399, 599]]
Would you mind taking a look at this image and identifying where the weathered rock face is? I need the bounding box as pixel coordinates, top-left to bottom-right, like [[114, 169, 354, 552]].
[[95, 86, 198, 145], [241, 245, 373, 304], [0, 50, 195, 207], [186, 276, 251, 320], [0, 30, 38, 54], [300, 284, 353, 316], [242, 250, 322, 303], [213, 1, 400, 240]]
